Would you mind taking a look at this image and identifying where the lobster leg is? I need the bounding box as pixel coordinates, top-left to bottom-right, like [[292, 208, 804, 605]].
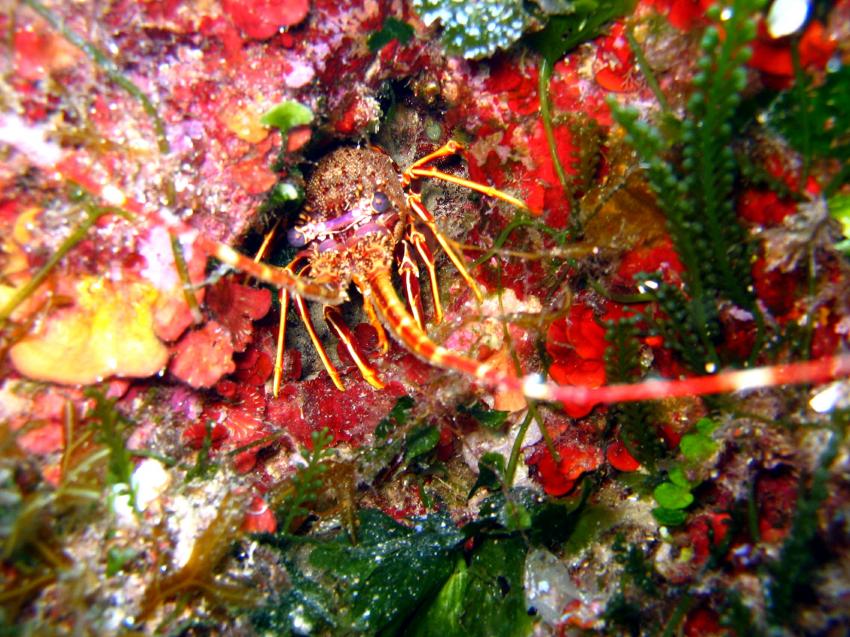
[[361, 293, 389, 354], [294, 292, 345, 391], [406, 193, 483, 302], [409, 225, 444, 325], [272, 260, 345, 392], [404, 139, 465, 172], [324, 306, 385, 390], [408, 167, 531, 213], [402, 140, 532, 214], [397, 238, 425, 330], [252, 219, 281, 265], [273, 287, 289, 398]]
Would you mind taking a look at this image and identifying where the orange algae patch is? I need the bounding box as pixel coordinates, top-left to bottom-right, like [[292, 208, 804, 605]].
[[10, 276, 168, 384], [0, 207, 45, 319], [219, 98, 270, 144]]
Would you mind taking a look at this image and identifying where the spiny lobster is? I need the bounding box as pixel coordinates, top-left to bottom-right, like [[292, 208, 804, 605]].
[[200, 141, 850, 413]]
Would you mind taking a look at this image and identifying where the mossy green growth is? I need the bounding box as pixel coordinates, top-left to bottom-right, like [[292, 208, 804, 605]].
[[375, 395, 415, 439], [85, 390, 133, 488], [368, 16, 415, 52], [409, 537, 533, 637], [413, 0, 529, 59], [255, 509, 465, 634], [830, 193, 850, 255], [651, 418, 720, 526], [603, 536, 660, 632], [261, 100, 313, 134]]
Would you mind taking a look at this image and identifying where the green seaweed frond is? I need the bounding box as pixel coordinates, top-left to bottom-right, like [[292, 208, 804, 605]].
[[277, 428, 335, 535], [765, 412, 846, 626], [678, 14, 759, 311], [261, 100, 314, 134], [604, 317, 642, 384], [611, 0, 766, 370], [605, 317, 665, 467], [84, 389, 135, 507], [255, 509, 465, 635], [769, 62, 850, 197], [539, 58, 572, 196], [527, 0, 637, 65], [638, 273, 722, 372]]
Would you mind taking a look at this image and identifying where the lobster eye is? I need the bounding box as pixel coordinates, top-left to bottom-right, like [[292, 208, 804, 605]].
[[286, 226, 308, 247], [371, 191, 390, 213]]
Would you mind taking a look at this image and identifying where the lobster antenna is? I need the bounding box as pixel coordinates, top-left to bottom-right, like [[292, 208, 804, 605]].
[[364, 267, 850, 408]]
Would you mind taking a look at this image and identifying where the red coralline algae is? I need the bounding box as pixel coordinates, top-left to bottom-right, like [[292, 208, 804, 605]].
[[614, 239, 684, 290], [811, 307, 843, 360], [197, 381, 272, 473], [685, 512, 732, 564], [170, 321, 236, 388], [659, 0, 711, 31], [737, 189, 798, 227], [528, 435, 603, 497], [752, 256, 800, 317], [756, 471, 798, 543], [205, 276, 272, 352], [749, 19, 836, 86], [242, 495, 277, 534], [267, 384, 310, 445], [298, 376, 407, 445], [233, 348, 275, 386], [546, 300, 609, 418], [13, 24, 78, 82], [463, 78, 578, 227], [483, 55, 541, 116], [16, 422, 64, 456], [183, 421, 229, 451], [683, 607, 723, 637], [229, 156, 279, 195], [606, 439, 641, 472], [221, 0, 310, 41], [549, 57, 614, 127], [593, 22, 639, 93]]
